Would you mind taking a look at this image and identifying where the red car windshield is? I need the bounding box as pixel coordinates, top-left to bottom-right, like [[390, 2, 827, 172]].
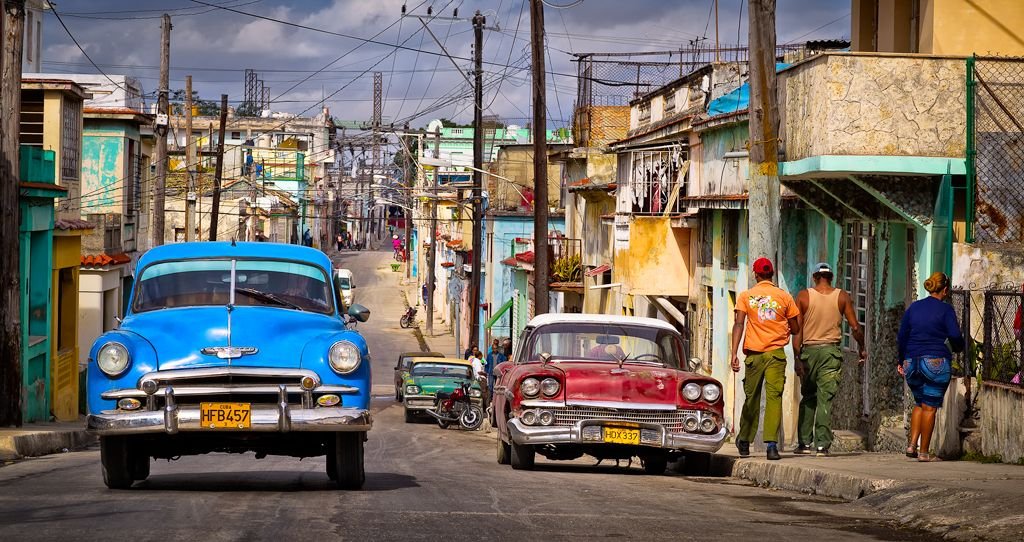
[[522, 323, 685, 368]]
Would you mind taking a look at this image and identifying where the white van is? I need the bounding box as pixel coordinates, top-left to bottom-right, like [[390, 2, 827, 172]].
[[334, 268, 355, 307]]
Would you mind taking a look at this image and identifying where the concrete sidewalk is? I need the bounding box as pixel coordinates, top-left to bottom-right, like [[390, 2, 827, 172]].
[[707, 448, 1024, 541], [0, 419, 95, 461], [398, 277, 459, 359]]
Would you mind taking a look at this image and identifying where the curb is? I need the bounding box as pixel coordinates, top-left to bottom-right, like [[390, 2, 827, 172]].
[[708, 455, 900, 501], [0, 428, 96, 460]]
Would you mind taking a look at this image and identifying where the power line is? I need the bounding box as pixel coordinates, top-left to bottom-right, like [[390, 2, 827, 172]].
[[58, 0, 263, 20], [49, 6, 131, 92], [783, 13, 850, 44]]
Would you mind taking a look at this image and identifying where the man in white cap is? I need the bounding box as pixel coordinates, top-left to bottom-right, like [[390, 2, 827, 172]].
[[792, 262, 866, 456]]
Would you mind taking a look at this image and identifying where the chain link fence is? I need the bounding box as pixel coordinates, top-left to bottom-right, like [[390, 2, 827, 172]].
[[572, 45, 806, 148], [970, 57, 1024, 244]]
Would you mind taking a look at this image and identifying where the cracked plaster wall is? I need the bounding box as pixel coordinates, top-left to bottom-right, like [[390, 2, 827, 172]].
[[780, 55, 966, 161]]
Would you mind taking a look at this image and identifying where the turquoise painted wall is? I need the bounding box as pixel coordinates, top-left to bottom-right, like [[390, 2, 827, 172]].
[[81, 133, 125, 210], [486, 214, 565, 342]]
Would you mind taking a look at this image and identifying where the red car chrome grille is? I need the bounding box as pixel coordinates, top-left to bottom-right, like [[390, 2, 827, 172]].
[[551, 407, 702, 433]]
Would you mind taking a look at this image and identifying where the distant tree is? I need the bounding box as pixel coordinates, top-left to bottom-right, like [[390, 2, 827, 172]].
[[235, 103, 262, 117], [170, 89, 220, 116], [439, 117, 473, 128]]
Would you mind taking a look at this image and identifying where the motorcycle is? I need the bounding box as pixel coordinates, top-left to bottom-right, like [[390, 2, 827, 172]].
[[425, 382, 483, 430], [399, 306, 417, 328]]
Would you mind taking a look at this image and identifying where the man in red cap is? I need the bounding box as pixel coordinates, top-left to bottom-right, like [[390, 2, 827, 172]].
[[730, 257, 800, 460]]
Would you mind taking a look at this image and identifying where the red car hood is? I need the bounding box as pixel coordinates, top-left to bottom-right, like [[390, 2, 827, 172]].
[[558, 361, 680, 406]]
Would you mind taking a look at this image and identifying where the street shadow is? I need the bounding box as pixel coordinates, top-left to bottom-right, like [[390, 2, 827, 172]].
[[0, 502, 136, 526], [134, 470, 419, 492], [530, 461, 654, 476]]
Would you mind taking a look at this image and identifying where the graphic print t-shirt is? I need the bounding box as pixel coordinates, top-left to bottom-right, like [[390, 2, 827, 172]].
[[736, 281, 800, 353]]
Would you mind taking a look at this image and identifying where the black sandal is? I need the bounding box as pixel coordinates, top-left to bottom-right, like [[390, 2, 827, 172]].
[[906, 446, 918, 458]]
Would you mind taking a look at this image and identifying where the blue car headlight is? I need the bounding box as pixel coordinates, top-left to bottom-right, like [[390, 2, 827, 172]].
[[469, 388, 482, 398], [405, 384, 421, 395], [328, 340, 361, 374], [96, 342, 131, 377]]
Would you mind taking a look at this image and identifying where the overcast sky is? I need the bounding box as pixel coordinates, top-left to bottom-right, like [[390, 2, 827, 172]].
[[40, 0, 850, 130]]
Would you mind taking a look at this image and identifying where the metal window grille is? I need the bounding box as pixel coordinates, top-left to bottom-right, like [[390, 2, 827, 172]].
[[622, 147, 688, 215], [982, 290, 1024, 386], [842, 222, 873, 351], [61, 99, 81, 180], [947, 288, 973, 378]]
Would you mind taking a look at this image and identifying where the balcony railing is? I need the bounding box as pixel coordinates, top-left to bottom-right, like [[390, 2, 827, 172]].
[[549, 237, 582, 288]]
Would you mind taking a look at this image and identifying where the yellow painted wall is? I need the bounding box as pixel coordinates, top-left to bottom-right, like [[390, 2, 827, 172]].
[[615, 217, 691, 297], [853, 0, 1024, 55], [926, 0, 1024, 55], [51, 234, 82, 422], [42, 92, 63, 174]]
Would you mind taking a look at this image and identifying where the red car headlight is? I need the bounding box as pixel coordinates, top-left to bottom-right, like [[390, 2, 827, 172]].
[[702, 383, 722, 403], [521, 377, 541, 397], [682, 382, 701, 401], [540, 377, 560, 397]]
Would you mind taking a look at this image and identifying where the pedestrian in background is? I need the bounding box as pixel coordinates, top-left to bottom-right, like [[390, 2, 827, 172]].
[[730, 257, 801, 460], [336, 234, 343, 251], [469, 346, 488, 407], [486, 338, 507, 396], [897, 272, 965, 462], [793, 262, 866, 457]]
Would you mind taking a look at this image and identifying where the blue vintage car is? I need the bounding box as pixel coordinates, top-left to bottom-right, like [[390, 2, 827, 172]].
[[86, 242, 372, 489]]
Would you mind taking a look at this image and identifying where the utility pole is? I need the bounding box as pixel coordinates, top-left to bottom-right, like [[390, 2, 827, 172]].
[[371, 72, 382, 244], [425, 130, 441, 336], [209, 94, 227, 241], [747, 0, 780, 269], [530, 0, 549, 315], [403, 138, 413, 279], [1, 0, 26, 427], [184, 75, 195, 242], [714, 0, 720, 62], [468, 10, 485, 348], [152, 13, 171, 246]]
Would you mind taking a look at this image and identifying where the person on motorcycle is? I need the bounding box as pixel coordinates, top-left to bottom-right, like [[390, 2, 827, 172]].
[[392, 235, 403, 260]]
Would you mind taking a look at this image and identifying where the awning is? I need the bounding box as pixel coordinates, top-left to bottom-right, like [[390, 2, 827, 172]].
[[484, 298, 514, 330], [585, 263, 612, 277]]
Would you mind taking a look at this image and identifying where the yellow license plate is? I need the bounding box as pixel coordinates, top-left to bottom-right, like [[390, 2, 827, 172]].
[[200, 402, 251, 429], [603, 427, 641, 445]]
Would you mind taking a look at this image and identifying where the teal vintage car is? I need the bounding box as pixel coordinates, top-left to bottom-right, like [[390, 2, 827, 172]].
[[402, 358, 482, 423]]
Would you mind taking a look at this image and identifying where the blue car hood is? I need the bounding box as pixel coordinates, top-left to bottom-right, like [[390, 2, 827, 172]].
[[121, 306, 345, 370]]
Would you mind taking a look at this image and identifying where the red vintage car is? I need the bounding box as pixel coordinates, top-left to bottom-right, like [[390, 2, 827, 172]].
[[492, 314, 726, 474]]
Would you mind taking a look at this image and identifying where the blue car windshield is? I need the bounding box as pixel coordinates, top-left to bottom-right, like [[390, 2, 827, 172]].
[[132, 259, 333, 314], [411, 363, 471, 379]]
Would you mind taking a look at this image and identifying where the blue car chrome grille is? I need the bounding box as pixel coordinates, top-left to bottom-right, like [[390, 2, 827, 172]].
[[551, 407, 701, 434]]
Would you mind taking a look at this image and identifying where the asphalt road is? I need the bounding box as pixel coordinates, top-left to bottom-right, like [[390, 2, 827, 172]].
[[0, 249, 930, 541]]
